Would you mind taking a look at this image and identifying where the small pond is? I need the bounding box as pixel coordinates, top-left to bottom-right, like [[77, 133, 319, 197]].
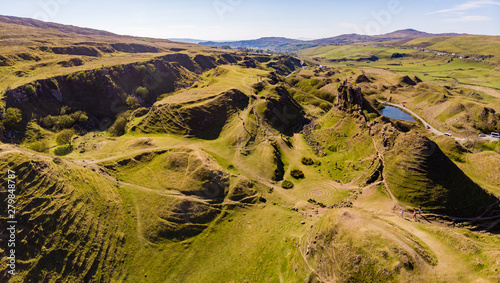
[[380, 106, 416, 122]]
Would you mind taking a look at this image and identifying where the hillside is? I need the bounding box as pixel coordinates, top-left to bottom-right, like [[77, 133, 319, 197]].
[[0, 15, 206, 92], [200, 37, 314, 52], [1, 17, 500, 282], [199, 29, 461, 52]]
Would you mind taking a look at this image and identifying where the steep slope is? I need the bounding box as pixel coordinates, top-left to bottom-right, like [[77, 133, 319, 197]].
[[0, 150, 128, 281], [370, 120, 498, 217]]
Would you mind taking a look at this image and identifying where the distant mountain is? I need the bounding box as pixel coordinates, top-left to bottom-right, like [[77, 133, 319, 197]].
[[200, 29, 462, 52], [168, 38, 205, 44], [200, 37, 315, 52]]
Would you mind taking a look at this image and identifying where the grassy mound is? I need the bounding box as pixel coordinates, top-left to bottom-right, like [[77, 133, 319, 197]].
[[227, 176, 258, 203], [384, 132, 498, 217], [133, 192, 220, 242], [303, 209, 437, 282], [102, 148, 230, 201], [136, 89, 249, 139]]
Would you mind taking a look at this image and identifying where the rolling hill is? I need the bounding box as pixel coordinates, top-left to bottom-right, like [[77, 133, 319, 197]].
[[199, 29, 461, 52], [1, 16, 500, 282]]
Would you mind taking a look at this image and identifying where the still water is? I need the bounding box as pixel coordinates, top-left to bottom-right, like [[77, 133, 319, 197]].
[[380, 106, 416, 122]]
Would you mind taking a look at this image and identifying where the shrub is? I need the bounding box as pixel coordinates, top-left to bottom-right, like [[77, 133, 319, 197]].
[[3, 108, 22, 128], [58, 115, 75, 129], [281, 180, 294, 189], [71, 111, 88, 123], [126, 96, 140, 110], [54, 145, 73, 156], [136, 86, 149, 99], [108, 117, 127, 136], [29, 141, 47, 152], [301, 157, 315, 165], [291, 169, 305, 179], [40, 116, 55, 129], [55, 129, 75, 145]]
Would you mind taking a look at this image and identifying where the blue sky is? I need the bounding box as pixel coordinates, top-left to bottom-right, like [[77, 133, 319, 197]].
[[1, 0, 499, 40]]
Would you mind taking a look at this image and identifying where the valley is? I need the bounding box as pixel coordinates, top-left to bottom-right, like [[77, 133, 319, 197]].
[[0, 15, 499, 283]]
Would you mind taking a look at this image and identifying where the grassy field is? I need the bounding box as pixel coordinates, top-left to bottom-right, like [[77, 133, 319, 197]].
[[298, 37, 500, 90]]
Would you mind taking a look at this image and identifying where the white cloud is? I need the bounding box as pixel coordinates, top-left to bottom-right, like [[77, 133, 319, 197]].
[[429, 0, 500, 14], [443, 15, 492, 22]]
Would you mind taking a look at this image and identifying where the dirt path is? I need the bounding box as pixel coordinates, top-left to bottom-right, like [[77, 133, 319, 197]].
[[354, 184, 483, 281], [298, 234, 331, 282], [387, 215, 477, 281]]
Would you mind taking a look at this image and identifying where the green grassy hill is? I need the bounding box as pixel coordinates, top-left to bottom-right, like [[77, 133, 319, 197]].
[[1, 17, 500, 282]]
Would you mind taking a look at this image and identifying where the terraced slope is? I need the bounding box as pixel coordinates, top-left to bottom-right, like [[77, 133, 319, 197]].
[[0, 150, 128, 281]]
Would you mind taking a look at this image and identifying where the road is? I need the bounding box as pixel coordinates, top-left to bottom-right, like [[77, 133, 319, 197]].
[[379, 101, 498, 142]]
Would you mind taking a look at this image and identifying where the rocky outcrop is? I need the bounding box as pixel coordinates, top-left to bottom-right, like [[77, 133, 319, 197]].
[[335, 85, 364, 111]]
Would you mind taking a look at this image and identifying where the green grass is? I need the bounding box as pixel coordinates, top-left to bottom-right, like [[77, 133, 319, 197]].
[[298, 42, 500, 90]]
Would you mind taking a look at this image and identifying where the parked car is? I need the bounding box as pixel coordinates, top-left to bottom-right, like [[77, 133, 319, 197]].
[[479, 133, 486, 137], [444, 133, 452, 137], [492, 132, 500, 138], [426, 125, 430, 129]]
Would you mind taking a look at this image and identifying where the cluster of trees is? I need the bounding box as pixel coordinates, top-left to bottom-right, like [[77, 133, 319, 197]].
[[39, 110, 88, 131]]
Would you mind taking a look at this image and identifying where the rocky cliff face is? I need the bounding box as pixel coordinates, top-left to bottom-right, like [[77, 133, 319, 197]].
[[1, 52, 251, 136], [335, 85, 364, 111]]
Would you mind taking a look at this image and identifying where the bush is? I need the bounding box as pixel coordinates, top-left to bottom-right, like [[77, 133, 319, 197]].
[[28, 141, 47, 152], [301, 157, 315, 165], [136, 86, 149, 99], [291, 169, 305, 179], [3, 108, 22, 128], [108, 117, 127, 136], [281, 180, 294, 189], [55, 129, 75, 145], [54, 145, 73, 156], [58, 115, 75, 129], [126, 96, 140, 110], [71, 111, 88, 123], [40, 116, 55, 129]]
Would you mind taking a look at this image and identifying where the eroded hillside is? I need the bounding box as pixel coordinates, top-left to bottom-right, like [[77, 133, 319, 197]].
[[1, 18, 500, 283]]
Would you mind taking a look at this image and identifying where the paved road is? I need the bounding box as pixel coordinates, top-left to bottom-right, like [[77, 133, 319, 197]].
[[379, 101, 498, 142]]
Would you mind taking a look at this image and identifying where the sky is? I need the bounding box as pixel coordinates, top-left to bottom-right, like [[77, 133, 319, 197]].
[[1, 0, 499, 40]]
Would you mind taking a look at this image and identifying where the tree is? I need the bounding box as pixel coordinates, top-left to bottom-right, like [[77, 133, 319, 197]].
[[58, 115, 75, 129], [135, 86, 149, 99], [3, 108, 22, 128], [126, 96, 140, 110], [55, 129, 75, 145], [108, 117, 127, 136]]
